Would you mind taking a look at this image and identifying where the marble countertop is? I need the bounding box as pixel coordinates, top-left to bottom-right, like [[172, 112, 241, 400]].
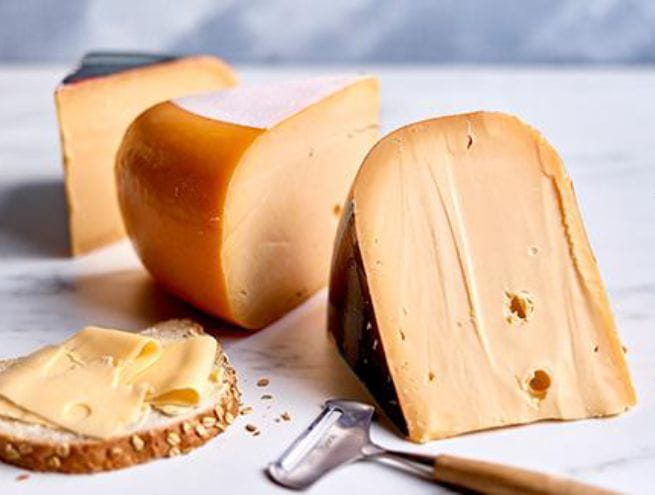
[[0, 65, 653, 495]]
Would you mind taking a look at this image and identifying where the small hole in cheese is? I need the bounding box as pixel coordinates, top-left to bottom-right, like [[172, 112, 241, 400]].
[[505, 291, 534, 323], [333, 204, 342, 216], [529, 246, 539, 256], [466, 134, 473, 149], [528, 370, 551, 398], [428, 372, 436, 382], [66, 403, 92, 421]]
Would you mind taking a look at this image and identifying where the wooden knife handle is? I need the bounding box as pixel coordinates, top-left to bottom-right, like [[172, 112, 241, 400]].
[[433, 454, 619, 495]]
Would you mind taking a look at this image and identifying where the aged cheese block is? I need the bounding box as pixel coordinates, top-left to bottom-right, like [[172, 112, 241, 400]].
[[55, 52, 237, 256], [328, 112, 636, 443], [116, 76, 380, 329]]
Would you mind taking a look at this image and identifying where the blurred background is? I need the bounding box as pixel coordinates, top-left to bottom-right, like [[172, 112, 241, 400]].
[[1, 0, 655, 65]]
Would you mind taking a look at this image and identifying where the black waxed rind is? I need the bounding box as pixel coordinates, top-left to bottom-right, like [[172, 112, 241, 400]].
[[62, 52, 179, 84], [327, 199, 408, 436]]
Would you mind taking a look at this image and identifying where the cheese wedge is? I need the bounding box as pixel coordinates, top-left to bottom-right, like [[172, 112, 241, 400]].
[[328, 112, 636, 443], [116, 76, 380, 329], [55, 52, 237, 256]]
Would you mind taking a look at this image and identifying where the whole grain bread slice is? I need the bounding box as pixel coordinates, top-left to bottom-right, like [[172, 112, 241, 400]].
[[0, 319, 240, 473]]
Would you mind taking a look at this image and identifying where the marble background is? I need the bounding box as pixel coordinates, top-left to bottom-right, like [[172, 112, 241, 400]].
[[2, 0, 655, 64]]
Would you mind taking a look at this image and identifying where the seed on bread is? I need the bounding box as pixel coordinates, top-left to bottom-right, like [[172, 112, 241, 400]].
[[55, 443, 70, 458], [17, 444, 33, 455], [195, 424, 208, 437], [256, 377, 270, 387], [47, 456, 61, 469], [202, 416, 217, 427], [214, 405, 224, 419], [168, 446, 181, 457], [131, 435, 145, 452], [181, 422, 192, 434], [225, 412, 235, 424], [4, 444, 19, 460], [166, 432, 181, 446], [110, 447, 123, 458]]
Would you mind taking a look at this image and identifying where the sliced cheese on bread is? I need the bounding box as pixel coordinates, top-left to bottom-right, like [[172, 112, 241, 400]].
[[328, 112, 636, 443], [116, 76, 379, 329], [0, 320, 240, 473], [0, 345, 149, 439]]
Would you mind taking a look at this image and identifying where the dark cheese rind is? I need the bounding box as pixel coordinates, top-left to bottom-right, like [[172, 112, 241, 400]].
[[62, 52, 178, 84], [327, 199, 408, 435]]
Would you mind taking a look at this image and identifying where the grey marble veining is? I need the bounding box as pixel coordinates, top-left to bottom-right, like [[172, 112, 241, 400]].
[[0, 66, 653, 494]]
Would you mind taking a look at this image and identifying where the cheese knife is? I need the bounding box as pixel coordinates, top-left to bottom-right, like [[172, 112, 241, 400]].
[[267, 399, 618, 494]]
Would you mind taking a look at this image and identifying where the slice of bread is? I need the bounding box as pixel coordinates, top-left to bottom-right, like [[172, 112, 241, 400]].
[[0, 319, 240, 473]]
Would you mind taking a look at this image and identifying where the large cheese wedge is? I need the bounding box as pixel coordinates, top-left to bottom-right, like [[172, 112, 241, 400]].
[[328, 112, 636, 443], [116, 76, 379, 329], [55, 52, 237, 256]]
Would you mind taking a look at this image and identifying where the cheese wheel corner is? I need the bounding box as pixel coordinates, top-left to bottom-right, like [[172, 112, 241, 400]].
[[117, 76, 380, 329], [328, 111, 636, 442], [55, 52, 237, 256]]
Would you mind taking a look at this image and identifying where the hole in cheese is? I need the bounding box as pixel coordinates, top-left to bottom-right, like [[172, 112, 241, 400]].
[[528, 370, 551, 398], [65, 403, 92, 421], [333, 204, 342, 216], [505, 290, 534, 323]]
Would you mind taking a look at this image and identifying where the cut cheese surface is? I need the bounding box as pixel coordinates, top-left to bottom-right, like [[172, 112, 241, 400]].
[[117, 76, 380, 329], [0, 326, 218, 439], [55, 52, 237, 256], [175, 76, 366, 129], [328, 112, 636, 443]]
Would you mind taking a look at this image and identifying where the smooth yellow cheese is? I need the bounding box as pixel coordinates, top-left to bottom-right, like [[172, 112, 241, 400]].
[[0, 397, 58, 428], [63, 326, 161, 381], [328, 112, 636, 442], [0, 326, 218, 438], [135, 335, 217, 406], [0, 346, 148, 439], [116, 76, 380, 329], [56, 55, 237, 256]]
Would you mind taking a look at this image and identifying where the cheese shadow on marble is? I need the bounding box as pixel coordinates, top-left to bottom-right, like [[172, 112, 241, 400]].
[[70, 269, 247, 339], [227, 292, 406, 430], [0, 180, 70, 259]]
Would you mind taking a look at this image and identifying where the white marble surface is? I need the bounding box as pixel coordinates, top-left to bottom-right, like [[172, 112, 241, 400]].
[[0, 65, 653, 494]]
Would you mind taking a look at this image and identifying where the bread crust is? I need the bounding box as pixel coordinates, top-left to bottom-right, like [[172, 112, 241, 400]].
[[0, 328, 240, 473]]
